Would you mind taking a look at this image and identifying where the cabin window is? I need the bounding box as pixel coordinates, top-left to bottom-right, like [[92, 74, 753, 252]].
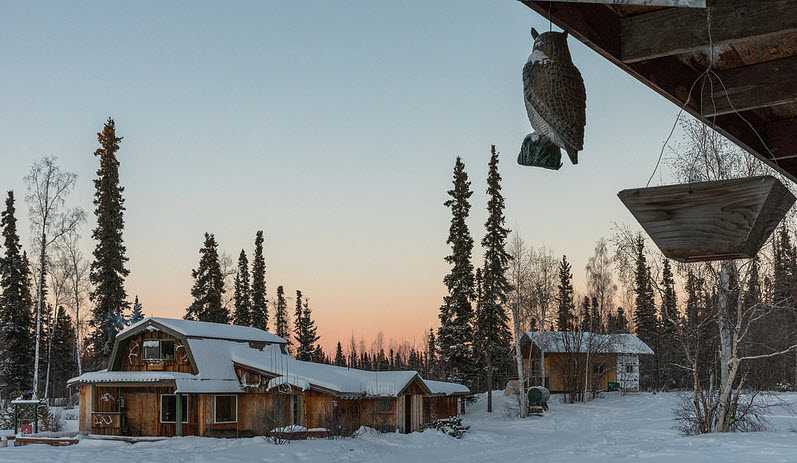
[[214, 395, 238, 423], [626, 364, 635, 374], [160, 394, 188, 423], [143, 340, 175, 361], [376, 399, 391, 413]]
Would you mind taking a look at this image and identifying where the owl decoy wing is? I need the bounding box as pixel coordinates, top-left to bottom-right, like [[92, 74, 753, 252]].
[[523, 60, 586, 152]]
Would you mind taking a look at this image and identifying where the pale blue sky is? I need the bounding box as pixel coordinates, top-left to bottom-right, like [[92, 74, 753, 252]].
[[0, 1, 680, 350]]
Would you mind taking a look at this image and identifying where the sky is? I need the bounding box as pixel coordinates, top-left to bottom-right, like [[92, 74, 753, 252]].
[[0, 1, 682, 353]]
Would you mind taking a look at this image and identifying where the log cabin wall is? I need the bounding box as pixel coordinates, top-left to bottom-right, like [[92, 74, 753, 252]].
[[359, 397, 397, 433], [423, 396, 458, 423]]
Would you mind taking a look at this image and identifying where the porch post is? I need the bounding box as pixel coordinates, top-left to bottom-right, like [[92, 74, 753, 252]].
[[175, 393, 183, 437]]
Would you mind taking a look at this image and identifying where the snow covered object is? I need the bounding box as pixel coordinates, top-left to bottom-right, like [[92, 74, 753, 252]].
[[521, 28, 586, 168]]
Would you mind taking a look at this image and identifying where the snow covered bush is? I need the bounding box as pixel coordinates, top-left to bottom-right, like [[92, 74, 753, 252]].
[[422, 417, 469, 439], [0, 402, 15, 430]]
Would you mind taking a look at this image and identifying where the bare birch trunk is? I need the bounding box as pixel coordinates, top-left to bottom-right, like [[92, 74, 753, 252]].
[[716, 261, 737, 432], [32, 236, 46, 399], [512, 311, 528, 417]]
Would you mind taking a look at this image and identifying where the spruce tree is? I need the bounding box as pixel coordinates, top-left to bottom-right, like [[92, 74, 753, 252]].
[[632, 236, 658, 389], [250, 231, 268, 330], [294, 297, 320, 361], [47, 306, 78, 398], [88, 118, 130, 368], [0, 191, 34, 395], [580, 296, 592, 331], [185, 233, 227, 323], [233, 250, 252, 326], [475, 146, 513, 411], [659, 258, 679, 388], [334, 341, 345, 366], [274, 285, 289, 341], [293, 290, 303, 354], [426, 328, 438, 378], [349, 336, 358, 369], [437, 157, 476, 384], [129, 295, 145, 324], [556, 255, 575, 331]]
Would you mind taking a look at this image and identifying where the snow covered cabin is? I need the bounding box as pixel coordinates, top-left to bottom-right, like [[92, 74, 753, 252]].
[[68, 317, 468, 437], [519, 331, 654, 393]]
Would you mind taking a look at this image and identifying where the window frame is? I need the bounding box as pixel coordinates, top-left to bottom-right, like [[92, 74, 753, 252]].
[[213, 395, 238, 424], [143, 340, 161, 361], [375, 398, 392, 413], [143, 339, 176, 361], [159, 394, 189, 424]]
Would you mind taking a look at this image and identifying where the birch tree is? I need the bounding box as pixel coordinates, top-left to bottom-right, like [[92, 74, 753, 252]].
[[529, 246, 557, 387], [25, 156, 84, 398], [56, 229, 89, 375], [507, 233, 532, 417]]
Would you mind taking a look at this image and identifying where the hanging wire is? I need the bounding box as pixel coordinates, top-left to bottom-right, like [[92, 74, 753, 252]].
[[646, 5, 783, 186]]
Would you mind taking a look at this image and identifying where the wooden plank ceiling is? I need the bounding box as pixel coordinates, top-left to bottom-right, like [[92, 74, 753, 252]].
[[522, 0, 797, 182]]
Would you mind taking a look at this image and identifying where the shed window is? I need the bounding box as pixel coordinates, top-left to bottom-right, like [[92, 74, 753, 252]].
[[160, 394, 188, 423], [626, 364, 635, 374], [376, 399, 391, 413], [143, 340, 175, 361], [214, 395, 238, 423]]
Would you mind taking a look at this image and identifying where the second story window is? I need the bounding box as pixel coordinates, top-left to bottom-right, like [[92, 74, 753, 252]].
[[143, 339, 176, 361]]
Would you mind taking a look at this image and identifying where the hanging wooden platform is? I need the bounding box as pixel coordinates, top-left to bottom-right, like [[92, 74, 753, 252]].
[[618, 176, 795, 262]]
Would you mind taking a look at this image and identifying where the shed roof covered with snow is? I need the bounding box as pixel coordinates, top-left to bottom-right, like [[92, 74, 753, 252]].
[[521, 331, 654, 355]]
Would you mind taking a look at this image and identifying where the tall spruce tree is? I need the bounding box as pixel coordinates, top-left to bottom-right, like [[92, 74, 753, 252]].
[[233, 250, 252, 326], [475, 146, 513, 411], [437, 157, 476, 384], [293, 292, 319, 361], [274, 285, 289, 341], [185, 233, 227, 323], [0, 191, 34, 395], [129, 295, 144, 324], [88, 118, 130, 368], [632, 236, 658, 390], [659, 258, 680, 388], [250, 231, 268, 330], [556, 255, 575, 331]]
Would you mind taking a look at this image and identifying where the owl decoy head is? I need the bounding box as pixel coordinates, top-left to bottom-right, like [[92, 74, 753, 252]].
[[530, 28, 573, 64]]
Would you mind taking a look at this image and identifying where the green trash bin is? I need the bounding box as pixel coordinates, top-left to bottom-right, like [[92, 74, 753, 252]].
[[607, 381, 620, 392]]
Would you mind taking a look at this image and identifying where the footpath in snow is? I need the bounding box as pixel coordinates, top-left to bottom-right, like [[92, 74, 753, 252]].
[[3, 392, 797, 463]]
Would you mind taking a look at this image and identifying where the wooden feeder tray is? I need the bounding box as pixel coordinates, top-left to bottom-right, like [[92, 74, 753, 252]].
[[618, 176, 795, 263]]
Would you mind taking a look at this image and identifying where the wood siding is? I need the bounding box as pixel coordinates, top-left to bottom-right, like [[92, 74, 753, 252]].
[[117, 331, 194, 374]]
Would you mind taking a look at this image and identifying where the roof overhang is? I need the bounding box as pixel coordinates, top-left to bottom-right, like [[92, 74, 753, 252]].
[[521, 0, 797, 182]]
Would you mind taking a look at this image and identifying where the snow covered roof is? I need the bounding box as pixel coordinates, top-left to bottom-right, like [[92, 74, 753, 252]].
[[424, 380, 470, 396], [522, 331, 654, 355], [119, 317, 287, 344]]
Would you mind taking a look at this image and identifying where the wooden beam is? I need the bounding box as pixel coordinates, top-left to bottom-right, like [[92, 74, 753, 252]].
[[621, 1, 797, 63], [554, 0, 704, 6], [766, 118, 797, 161], [703, 57, 797, 117]]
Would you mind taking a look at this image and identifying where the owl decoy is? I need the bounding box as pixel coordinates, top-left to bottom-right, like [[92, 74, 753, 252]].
[[519, 28, 586, 169]]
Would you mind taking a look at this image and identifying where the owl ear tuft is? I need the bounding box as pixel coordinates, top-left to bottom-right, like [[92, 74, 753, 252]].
[[531, 28, 539, 39]]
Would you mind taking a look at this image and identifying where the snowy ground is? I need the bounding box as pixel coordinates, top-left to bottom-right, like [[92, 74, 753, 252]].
[[3, 392, 797, 462]]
